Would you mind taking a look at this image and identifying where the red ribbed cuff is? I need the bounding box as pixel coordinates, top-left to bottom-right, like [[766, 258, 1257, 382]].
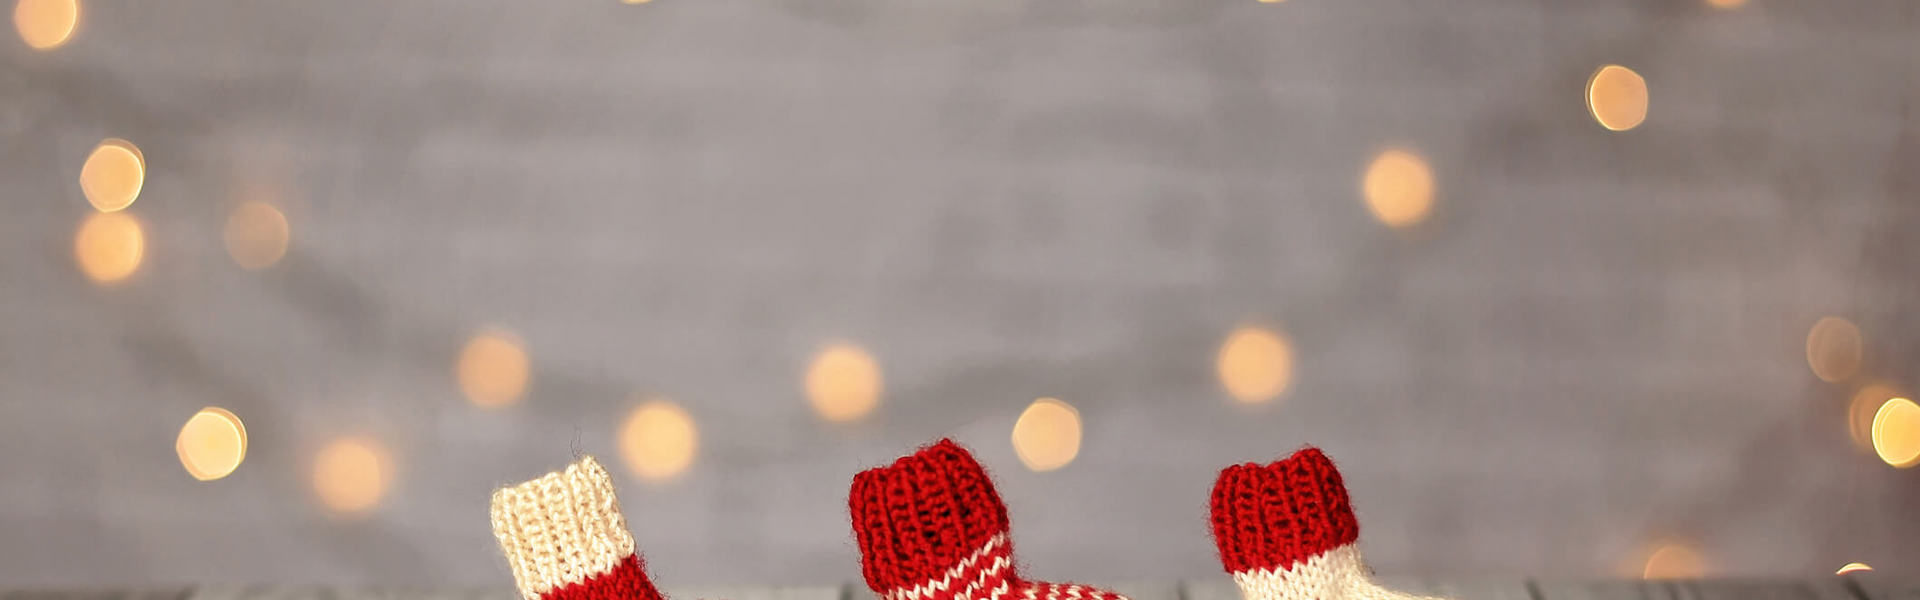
[[850, 439, 1014, 595], [1209, 447, 1361, 574]]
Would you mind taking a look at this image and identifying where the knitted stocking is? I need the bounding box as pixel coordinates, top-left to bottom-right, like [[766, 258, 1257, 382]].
[[1209, 448, 1443, 600], [850, 439, 1129, 600], [491, 456, 668, 600]]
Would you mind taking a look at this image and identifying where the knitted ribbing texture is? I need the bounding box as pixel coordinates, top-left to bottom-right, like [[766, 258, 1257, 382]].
[[1209, 447, 1446, 600], [850, 439, 1128, 600], [491, 455, 667, 600]]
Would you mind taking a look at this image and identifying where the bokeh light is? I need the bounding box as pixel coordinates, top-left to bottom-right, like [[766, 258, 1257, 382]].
[[1836, 562, 1873, 575], [13, 0, 76, 50], [805, 343, 882, 422], [1217, 326, 1294, 404], [1805, 316, 1862, 383], [74, 211, 144, 284], [1870, 397, 1920, 468], [1705, 0, 1747, 8], [1362, 148, 1434, 228], [312, 437, 392, 515], [619, 399, 698, 481], [1011, 397, 1081, 472], [175, 407, 246, 481], [1587, 65, 1649, 131], [1849, 384, 1898, 451], [224, 201, 290, 270], [456, 329, 529, 409], [1640, 542, 1704, 579], [79, 139, 144, 213]]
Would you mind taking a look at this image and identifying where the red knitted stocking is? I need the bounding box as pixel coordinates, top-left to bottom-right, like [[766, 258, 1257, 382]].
[[491, 456, 670, 600], [1209, 448, 1442, 600], [850, 439, 1128, 600]]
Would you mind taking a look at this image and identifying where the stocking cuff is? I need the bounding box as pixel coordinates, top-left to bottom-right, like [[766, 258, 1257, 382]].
[[1209, 447, 1361, 575], [491, 456, 643, 600]]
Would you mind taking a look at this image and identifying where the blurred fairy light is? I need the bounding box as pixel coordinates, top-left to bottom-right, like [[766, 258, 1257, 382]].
[[619, 399, 698, 481], [456, 329, 530, 409], [1805, 316, 1863, 383], [175, 407, 246, 481], [1640, 542, 1704, 579], [1870, 397, 1920, 468], [312, 437, 392, 516], [1836, 562, 1873, 575], [1587, 65, 1649, 132], [1849, 384, 1898, 451], [1217, 325, 1294, 405], [74, 211, 144, 284], [1362, 148, 1435, 229], [223, 201, 290, 270], [79, 139, 144, 213], [13, 0, 76, 50], [1011, 397, 1081, 472], [805, 342, 883, 422], [1705, 0, 1747, 8]]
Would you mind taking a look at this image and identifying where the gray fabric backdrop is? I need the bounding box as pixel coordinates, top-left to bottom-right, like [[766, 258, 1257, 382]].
[[2, 0, 1916, 588]]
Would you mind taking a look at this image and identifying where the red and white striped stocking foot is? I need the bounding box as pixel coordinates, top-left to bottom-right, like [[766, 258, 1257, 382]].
[[849, 439, 1129, 600], [491, 456, 669, 600], [1210, 448, 1445, 600]]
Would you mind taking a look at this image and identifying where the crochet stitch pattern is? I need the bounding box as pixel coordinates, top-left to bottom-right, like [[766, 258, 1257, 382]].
[[491, 455, 667, 600], [850, 439, 1129, 600], [1210, 447, 1445, 600]]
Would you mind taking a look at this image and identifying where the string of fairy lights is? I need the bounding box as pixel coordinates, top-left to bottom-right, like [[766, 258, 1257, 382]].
[[16, 0, 1914, 579]]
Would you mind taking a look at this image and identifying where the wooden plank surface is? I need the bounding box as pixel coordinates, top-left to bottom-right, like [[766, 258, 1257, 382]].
[[1670, 579, 1857, 600], [1529, 580, 1676, 600], [5, 590, 192, 600], [1424, 579, 1536, 600], [1853, 574, 1920, 600], [186, 587, 521, 600], [662, 585, 845, 600], [1099, 580, 1180, 600]]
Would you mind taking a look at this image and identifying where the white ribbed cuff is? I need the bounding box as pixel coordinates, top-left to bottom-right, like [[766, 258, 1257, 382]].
[[490, 456, 637, 600]]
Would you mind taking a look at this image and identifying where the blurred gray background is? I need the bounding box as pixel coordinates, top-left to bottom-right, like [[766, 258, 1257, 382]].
[[2, 0, 1917, 588]]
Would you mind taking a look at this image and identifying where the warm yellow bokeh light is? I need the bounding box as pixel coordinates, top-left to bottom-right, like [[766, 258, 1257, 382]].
[[1849, 384, 1898, 451], [14, 0, 76, 50], [1836, 562, 1873, 575], [1640, 542, 1705, 579], [1217, 326, 1294, 404], [1587, 65, 1649, 132], [1362, 149, 1435, 228], [805, 343, 883, 422], [456, 330, 529, 409], [74, 211, 144, 284], [312, 437, 392, 515], [79, 138, 144, 212], [224, 201, 290, 270], [1870, 397, 1920, 468], [1705, 0, 1747, 8], [176, 407, 246, 481], [1806, 316, 1862, 383], [619, 399, 698, 481], [1011, 397, 1082, 472]]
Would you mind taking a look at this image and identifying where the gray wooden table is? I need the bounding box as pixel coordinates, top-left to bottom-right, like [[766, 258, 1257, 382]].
[[9, 578, 1913, 600]]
